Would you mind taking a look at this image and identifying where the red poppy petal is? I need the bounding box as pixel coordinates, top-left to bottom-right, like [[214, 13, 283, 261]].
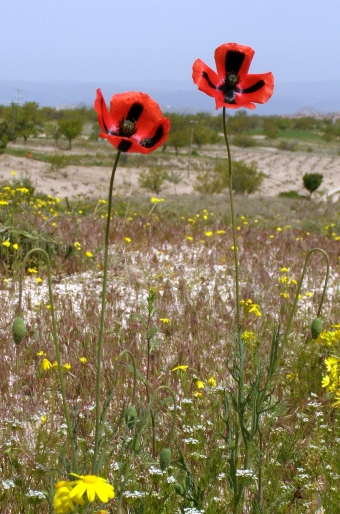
[[192, 59, 221, 99], [237, 72, 274, 105], [109, 92, 163, 128], [134, 118, 171, 153], [101, 118, 170, 154], [214, 95, 252, 110], [215, 43, 254, 79], [94, 89, 117, 135]]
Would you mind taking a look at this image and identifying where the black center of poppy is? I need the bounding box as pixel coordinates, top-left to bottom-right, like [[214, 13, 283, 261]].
[[121, 119, 135, 137], [226, 72, 238, 87], [118, 101, 144, 138]]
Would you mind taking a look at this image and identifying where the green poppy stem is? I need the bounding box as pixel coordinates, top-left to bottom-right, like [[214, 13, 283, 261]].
[[92, 150, 121, 473], [280, 248, 329, 358], [222, 107, 240, 327]]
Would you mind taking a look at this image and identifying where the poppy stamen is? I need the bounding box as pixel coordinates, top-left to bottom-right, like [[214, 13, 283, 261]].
[[226, 72, 238, 87], [121, 119, 136, 137]]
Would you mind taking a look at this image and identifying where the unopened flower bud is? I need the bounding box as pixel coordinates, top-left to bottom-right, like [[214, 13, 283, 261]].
[[125, 405, 137, 430], [311, 317, 322, 339], [12, 317, 25, 345], [159, 447, 172, 471]]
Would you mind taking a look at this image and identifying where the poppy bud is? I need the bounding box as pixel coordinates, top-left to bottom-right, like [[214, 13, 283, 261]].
[[311, 317, 323, 339], [12, 317, 25, 345], [174, 482, 185, 496], [159, 448, 172, 471], [125, 405, 137, 430]]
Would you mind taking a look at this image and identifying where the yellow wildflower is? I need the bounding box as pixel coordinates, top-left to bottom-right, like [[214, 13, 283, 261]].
[[150, 197, 164, 203], [40, 358, 53, 372], [208, 377, 217, 387], [196, 380, 205, 389], [172, 365, 188, 372], [54, 480, 82, 513], [68, 474, 115, 504]]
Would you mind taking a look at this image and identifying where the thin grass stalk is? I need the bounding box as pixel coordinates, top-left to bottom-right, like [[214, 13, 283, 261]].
[[93, 150, 121, 473], [222, 107, 240, 327], [18, 248, 77, 471]]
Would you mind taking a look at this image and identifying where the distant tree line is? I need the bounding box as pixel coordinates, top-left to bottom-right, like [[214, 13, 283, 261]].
[[0, 101, 340, 154]]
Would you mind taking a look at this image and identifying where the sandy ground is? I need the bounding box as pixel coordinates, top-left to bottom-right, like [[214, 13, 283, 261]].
[[1, 146, 340, 201]]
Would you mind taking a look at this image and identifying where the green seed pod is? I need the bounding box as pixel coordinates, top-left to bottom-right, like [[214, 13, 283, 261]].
[[174, 482, 185, 497], [159, 447, 172, 471], [311, 317, 323, 339], [125, 405, 137, 430], [12, 317, 25, 345]]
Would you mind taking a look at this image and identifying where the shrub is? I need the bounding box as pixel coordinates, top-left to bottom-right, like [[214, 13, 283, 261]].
[[46, 153, 70, 174], [232, 134, 256, 147], [232, 160, 265, 195], [194, 159, 265, 196], [303, 173, 323, 197], [277, 140, 297, 151], [138, 166, 168, 195], [278, 190, 302, 199], [194, 167, 225, 194]]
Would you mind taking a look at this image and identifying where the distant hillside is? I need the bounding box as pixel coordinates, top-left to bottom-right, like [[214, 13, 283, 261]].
[[0, 78, 340, 116]]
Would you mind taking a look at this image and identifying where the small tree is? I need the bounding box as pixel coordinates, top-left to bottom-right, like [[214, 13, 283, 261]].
[[303, 173, 323, 197], [58, 118, 83, 149], [0, 121, 9, 154]]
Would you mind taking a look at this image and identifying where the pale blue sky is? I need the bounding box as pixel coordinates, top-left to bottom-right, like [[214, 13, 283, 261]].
[[2, 0, 340, 88]]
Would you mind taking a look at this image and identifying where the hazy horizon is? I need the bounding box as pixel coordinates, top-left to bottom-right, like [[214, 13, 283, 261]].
[[2, 1, 340, 92]]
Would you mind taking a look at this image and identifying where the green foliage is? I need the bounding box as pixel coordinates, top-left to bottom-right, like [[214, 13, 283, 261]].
[[262, 118, 279, 139], [0, 120, 9, 153], [226, 110, 260, 135], [277, 140, 297, 151], [58, 117, 83, 149], [138, 166, 168, 195], [46, 153, 70, 173], [232, 134, 256, 147], [278, 190, 302, 199], [194, 166, 226, 194], [195, 159, 265, 196], [303, 172, 324, 196], [231, 160, 265, 195]]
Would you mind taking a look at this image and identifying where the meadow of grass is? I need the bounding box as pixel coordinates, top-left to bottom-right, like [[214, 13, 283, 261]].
[[1, 156, 340, 513]]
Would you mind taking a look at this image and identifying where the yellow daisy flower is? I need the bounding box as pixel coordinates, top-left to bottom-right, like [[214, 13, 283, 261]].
[[68, 474, 115, 504], [54, 480, 83, 513], [172, 365, 188, 372]]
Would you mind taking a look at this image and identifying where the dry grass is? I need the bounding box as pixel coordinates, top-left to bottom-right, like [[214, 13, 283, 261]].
[[1, 191, 340, 512]]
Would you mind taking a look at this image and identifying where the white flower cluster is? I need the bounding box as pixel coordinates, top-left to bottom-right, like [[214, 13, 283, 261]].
[[124, 490, 147, 499], [183, 438, 200, 446], [235, 469, 254, 477], [148, 466, 165, 476], [2, 479, 15, 490]]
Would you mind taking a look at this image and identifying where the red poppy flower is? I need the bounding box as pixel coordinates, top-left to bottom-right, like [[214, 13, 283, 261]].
[[192, 43, 274, 110], [94, 89, 170, 153]]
